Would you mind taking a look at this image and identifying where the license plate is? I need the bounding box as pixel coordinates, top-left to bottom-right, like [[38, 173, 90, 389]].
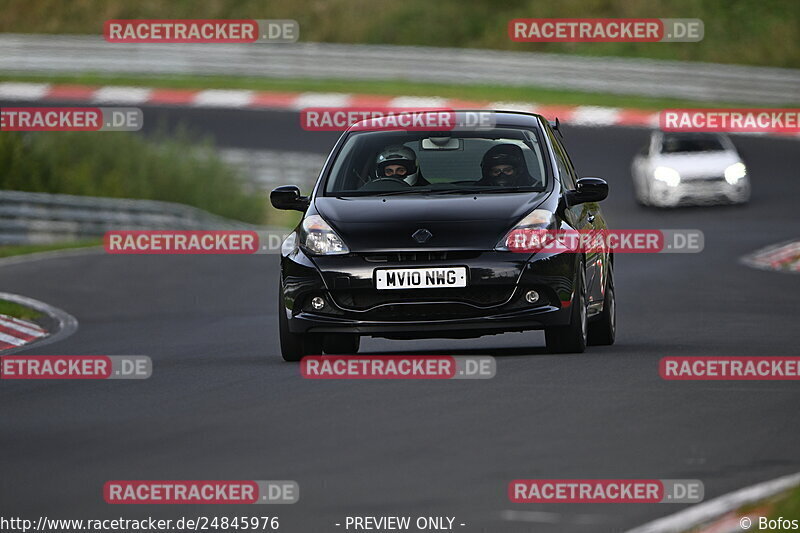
[[375, 267, 467, 290]]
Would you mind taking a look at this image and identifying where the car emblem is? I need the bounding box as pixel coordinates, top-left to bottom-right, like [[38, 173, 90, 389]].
[[412, 228, 433, 244]]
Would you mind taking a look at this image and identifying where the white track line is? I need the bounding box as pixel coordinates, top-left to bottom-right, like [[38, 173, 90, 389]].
[[624, 471, 800, 533]]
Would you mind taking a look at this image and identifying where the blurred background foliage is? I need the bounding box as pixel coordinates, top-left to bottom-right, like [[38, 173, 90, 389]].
[[1, 0, 798, 67], [0, 129, 266, 224]]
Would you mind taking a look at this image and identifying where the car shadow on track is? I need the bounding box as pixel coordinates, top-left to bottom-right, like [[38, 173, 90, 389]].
[[358, 346, 552, 357]]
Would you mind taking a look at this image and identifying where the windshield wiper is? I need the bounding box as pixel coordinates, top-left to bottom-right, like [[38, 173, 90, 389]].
[[425, 187, 533, 195], [365, 186, 539, 197], [374, 189, 435, 196]]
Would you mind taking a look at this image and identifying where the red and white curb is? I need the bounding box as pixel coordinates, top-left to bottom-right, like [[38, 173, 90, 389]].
[[624, 471, 800, 533], [741, 240, 800, 273], [0, 289, 79, 355], [0, 313, 47, 351], [2, 81, 799, 138]]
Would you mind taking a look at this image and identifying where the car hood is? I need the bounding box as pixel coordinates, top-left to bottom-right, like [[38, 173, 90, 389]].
[[314, 192, 551, 252], [651, 151, 742, 179]]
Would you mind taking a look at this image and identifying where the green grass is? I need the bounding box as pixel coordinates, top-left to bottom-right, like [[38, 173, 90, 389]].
[[0, 128, 267, 224], [1, 0, 798, 68], [0, 72, 779, 109], [768, 486, 800, 520], [0, 300, 43, 321], [685, 485, 800, 533], [0, 240, 102, 259]]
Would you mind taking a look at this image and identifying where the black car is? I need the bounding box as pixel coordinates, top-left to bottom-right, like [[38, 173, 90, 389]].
[[271, 111, 614, 361]]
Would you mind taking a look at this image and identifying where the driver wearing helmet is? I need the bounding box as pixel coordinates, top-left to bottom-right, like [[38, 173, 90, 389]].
[[374, 145, 429, 186], [477, 143, 531, 187]]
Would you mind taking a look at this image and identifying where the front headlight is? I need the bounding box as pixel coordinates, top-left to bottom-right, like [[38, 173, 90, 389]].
[[496, 209, 556, 252], [653, 166, 681, 187], [299, 214, 350, 255], [724, 162, 747, 184]]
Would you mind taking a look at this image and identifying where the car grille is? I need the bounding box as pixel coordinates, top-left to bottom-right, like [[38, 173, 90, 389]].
[[331, 286, 514, 311], [681, 175, 725, 182], [353, 302, 499, 321], [361, 251, 482, 262]]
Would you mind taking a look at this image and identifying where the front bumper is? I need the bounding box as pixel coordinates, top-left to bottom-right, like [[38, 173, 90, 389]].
[[649, 177, 750, 206], [280, 248, 578, 338]]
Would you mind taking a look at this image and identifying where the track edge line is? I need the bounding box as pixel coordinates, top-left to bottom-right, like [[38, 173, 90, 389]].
[[624, 471, 800, 533]]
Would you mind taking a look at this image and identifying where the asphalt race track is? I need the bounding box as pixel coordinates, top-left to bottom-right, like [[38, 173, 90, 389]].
[[2, 102, 799, 532]]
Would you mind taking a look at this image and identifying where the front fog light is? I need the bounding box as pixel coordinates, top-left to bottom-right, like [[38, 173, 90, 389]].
[[525, 290, 540, 304], [310, 296, 326, 310]]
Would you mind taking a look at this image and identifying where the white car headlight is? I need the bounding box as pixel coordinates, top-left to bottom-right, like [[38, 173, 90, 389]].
[[724, 162, 747, 184], [300, 214, 350, 255], [653, 166, 681, 187], [495, 209, 556, 252]]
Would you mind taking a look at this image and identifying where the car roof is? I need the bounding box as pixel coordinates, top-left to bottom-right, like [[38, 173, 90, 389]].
[[346, 110, 547, 132], [654, 131, 731, 141]]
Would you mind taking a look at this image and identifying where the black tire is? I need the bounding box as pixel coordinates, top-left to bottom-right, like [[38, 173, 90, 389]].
[[587, 263, 616, 346], [545, 267, 587, 354], [278, 292, 322, 362], [323, 334, 361, 355]]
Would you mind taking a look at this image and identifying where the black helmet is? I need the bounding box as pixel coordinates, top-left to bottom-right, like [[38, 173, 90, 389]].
[[481, 144, 525, 180]]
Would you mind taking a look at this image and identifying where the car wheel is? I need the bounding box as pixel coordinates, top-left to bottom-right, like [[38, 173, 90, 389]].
[[587, 263, 616, 346], [278, 290, 323, 362], [637, 182, 652, 206], [545, 267, 587, 354], [633, 177, 647, 206], [323, 334, 361, 355]]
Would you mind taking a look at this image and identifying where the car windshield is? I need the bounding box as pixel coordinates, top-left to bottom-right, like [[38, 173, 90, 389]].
[[323, 128, 549, 196], [661, 134, 727, 154]]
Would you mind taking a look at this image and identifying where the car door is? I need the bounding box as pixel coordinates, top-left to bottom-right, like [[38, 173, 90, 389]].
[[548, 129, 603, 305]]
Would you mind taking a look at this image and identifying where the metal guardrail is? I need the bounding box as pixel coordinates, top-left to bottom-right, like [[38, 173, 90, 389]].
[[1, 34, 799, 104], [218, 148, 325, 193], [0, 190, 260, 245]]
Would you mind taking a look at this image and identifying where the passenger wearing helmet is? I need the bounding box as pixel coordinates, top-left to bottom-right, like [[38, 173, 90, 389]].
[[374, 145, 429, 186], [477, 143, 532, 187]]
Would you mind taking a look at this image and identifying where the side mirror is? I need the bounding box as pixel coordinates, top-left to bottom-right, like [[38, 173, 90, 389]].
[[270, 185, 310, 212], [567, 177, 608, 205]]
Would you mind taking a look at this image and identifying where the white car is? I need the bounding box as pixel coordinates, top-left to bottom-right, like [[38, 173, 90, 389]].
[[631, 132, 750, 207]]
